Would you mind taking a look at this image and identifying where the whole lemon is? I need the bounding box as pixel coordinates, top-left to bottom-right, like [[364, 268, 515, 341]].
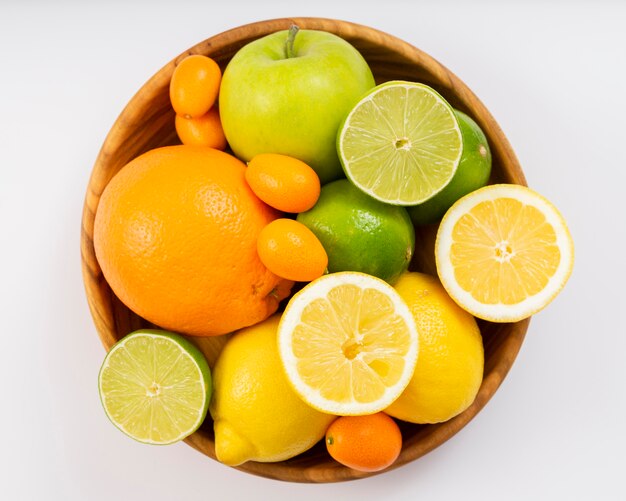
[[210, 315, 335, 466], [385, 272, 484, 424]]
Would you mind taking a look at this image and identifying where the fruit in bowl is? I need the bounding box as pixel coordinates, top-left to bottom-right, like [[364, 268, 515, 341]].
[[82, 17, 573, 483], [219, 26, 375, 184], [92, 146, 293, 337]]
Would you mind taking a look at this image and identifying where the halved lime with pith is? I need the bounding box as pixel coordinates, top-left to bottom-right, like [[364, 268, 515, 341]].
[[337, 81, 463, 206], [98, 330, 211, 445]]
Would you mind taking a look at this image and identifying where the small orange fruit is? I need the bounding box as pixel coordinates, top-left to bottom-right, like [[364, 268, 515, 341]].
[[325, 413, 402, 472], [93, 145, 293, 336], [245, 153, 321, 213], [175, 107, 227, 149], [257, 218, 328, 282], [170, 55, 221, 118]]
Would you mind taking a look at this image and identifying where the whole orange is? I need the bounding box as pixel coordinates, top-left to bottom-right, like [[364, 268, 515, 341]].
[[325, 413, 402, 472], [93, 145, 293, 336]]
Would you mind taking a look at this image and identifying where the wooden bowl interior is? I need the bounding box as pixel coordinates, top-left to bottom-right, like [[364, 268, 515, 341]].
[[81, 17, 529, 483]]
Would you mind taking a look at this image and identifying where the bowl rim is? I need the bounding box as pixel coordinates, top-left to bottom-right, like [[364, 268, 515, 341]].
[[81, 16, 530, 483]]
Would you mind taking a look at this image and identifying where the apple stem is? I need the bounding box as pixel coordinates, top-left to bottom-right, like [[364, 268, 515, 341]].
[[285, 24, 299, 59]]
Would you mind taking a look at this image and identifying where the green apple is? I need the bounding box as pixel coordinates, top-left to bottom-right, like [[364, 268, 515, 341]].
[[219, 26, 375, 184]]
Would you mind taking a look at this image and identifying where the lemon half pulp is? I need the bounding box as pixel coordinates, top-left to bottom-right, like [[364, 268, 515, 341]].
[[435, 184, 574, 322], [278, 272, 419, 415]]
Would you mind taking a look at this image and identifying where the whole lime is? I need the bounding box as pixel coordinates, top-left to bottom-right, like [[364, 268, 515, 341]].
[[297, 179, 415, 284], [409, 110, 491, 225]]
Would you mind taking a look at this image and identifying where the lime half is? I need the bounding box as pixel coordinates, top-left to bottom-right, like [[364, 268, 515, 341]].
[[338, 81, 462, 206], [98, 330, 211, 445]]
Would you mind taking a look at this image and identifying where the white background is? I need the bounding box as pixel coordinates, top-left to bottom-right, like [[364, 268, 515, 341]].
[[1, 1, 624, 500]]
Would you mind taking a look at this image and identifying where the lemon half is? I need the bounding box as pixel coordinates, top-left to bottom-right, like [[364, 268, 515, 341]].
[[278, 272, 419, 416], [435, 184, 574, 322]]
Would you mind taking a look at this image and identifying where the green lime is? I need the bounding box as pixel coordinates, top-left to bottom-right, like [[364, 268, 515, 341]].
[[409, 110, 492, 225], [98, 330, 212, 445], [297, 179, 414, 284], [337, 80, 462, 206]]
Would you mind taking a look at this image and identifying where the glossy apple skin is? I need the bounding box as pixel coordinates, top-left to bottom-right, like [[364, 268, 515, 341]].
[[219, 29, 375, 184]]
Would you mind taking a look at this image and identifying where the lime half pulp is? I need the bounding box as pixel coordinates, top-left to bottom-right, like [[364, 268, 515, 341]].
[[337, 81, 462, 206], [98, 330, 211, 445]]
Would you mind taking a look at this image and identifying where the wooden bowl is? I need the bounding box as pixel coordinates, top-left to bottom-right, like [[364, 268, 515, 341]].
[[81, 17, 530, 483]]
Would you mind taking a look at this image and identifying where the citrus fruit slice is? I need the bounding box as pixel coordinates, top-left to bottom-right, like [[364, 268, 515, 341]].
[[277, 272, 419, 415], [435, 184, 574, 322], [98, 330, 212, 445], [337, 81, 462, 205]]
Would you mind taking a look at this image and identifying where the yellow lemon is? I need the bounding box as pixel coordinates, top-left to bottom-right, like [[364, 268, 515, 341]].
[[385, 272, 484, 424], [435, 184, 574, 322], [278, 272, 419, 416], [210, 315, 334, 466]]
